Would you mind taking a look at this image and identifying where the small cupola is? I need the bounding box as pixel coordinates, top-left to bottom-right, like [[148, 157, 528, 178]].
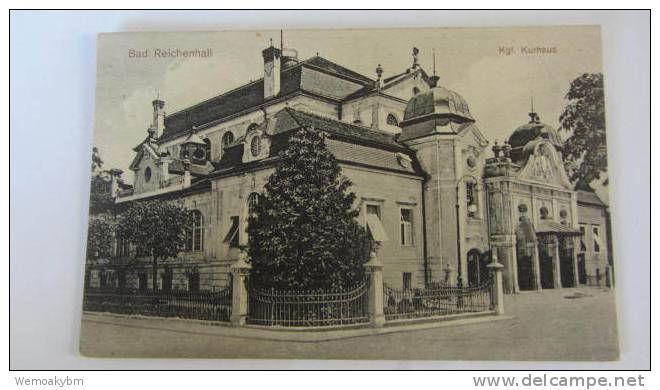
[[507, 108, 563, 163], [180, 127, 207, 164], [399, 76, 475, 142]]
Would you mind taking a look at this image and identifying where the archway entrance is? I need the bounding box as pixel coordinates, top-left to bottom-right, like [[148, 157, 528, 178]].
[[515, 217, 537, 291], [467, 249, 489, 287], [538, 243, 555, 289], [559, 237, 576, 287]]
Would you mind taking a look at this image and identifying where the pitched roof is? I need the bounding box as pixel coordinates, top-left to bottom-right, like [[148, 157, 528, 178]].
[[283, 108, 406, 150], [577, 190, 608, 207], [213, 108, 423, 177], [160, 56, 373, 142]]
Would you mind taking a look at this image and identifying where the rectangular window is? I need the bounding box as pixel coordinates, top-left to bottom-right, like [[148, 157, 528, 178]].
[[117, 238, 130, 257], [592, 226, 601, 253], [403, 272, 412, 290], [400, 208, 413, 246], [466, 182, 478, 218], [224, 216, 240, 248], [579, 225, 587, 252], [366, 204, 388, 242]]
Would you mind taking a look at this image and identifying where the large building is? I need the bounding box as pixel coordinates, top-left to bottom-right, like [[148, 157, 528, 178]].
[[87, 44, 612, 293]]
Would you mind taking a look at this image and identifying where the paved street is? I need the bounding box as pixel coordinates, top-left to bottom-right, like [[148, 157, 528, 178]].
[[79, 287, 618, 361]]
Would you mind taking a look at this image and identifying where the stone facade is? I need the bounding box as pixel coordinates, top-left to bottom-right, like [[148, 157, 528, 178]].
[[89, 45, 612, 294]]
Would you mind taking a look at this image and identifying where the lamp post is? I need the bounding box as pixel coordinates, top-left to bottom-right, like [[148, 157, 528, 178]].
[[455, 174, 480, 288]]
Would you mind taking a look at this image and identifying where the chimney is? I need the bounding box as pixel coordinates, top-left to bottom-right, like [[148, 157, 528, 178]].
[[109, 168, 123, 197], [152, 99, 165, 138], [262, 45, 282, 99], [429, 75, 440, 88]]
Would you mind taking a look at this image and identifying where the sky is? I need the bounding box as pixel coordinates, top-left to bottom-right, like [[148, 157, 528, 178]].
[[93, 26, 604, 194]]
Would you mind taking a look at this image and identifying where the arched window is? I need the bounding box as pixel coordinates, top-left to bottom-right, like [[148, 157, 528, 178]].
[[144, 167, 152, 182], [250, 136, 262, 157], [221, 131, 234, 152], [386, 113, 399, 126], [466, 182, 479, 218], [203, 138, 212, 161], [186, 210, 204, 252], [247, 192, 260, 216]]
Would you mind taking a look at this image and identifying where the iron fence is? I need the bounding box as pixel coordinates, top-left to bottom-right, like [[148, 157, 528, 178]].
[[584, 273, 611, 288], [83, 284, 232, 322], [384, 279, 493, 321], [247, 281, 370, 327]]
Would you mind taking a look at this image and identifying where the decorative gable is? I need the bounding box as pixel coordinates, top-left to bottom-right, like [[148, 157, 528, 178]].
[[516, 140, 572, 189]]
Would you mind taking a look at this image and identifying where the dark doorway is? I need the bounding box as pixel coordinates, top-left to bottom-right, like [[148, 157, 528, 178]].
[[538, 244, 555, 289], [517, 254, 534, 290], [117, 269, 127, 291], [467, 249, 489, 287], [138, 273, 148, 291], [559, 237, 576, 287], [577, 253, 587, 285], [515, 217, 537, 290], [161, 268, 173, 292], [188, 272, 200, 292]]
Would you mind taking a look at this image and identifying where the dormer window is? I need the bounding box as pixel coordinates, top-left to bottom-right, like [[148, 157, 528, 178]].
[[251, 136, 262, 157], [222, 131, 234, 150], [144, 167, 152, 182], [203, 138, 212, 160], [386, 113, 399, 126]]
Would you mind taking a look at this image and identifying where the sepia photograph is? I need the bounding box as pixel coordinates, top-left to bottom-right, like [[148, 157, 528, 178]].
[[78, 26, 619, 361]]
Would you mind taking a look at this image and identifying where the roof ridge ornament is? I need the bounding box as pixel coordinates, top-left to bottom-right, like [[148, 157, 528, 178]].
[[412, 47, 419, 69]]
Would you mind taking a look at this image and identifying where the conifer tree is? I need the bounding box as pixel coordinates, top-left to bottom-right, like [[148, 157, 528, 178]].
[[247, 127, 374, 290]]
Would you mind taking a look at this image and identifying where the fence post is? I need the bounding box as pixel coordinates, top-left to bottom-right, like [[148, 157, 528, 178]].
[[230, 253, 251, 326], [487, 257, 505, 315], [605, 265, 613, 288], [364, 250, 385, 328]]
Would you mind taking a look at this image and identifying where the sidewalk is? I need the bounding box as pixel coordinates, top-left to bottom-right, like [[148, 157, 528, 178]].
[[82, 310, 512, 343]]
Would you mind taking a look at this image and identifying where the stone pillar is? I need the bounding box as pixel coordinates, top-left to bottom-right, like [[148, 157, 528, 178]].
[[364, 251, 385, 328], [529, 242, 542, 291], [230, 253, 251, 326], [549, 237, 562, 289], [487, 257, 505, 315], [572, 237, 580, 287]]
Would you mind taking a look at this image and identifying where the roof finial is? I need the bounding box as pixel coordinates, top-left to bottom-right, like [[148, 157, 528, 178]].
[[376, 63, 383, 90], [432, 48, 436, 76], [528, 95, 539, 123], [280, 30, 284, 51], [412, 47, 419, 69], [269, 38, 273, 47], [428, 48, 440, 88]]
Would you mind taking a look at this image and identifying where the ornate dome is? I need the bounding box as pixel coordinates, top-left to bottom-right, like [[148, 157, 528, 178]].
[[403, 85, 474, 123], [508, 112, 562, 149]]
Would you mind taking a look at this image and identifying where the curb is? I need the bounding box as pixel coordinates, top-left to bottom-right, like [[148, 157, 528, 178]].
[[82, 311, 514, 342]]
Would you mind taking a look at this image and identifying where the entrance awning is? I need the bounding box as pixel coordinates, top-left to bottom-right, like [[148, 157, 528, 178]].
[[535, 221, 582, 236]]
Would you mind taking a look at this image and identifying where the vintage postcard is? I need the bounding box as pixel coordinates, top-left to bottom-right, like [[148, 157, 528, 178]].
[[80, 26, 617, 360]]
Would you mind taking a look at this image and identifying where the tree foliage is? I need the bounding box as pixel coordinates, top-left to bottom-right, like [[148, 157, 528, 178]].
[[91, 146, 104, 172], [247, 127, 375, 291], [117, 200, 191, 289], [86, 215, 116, 260], [88, 147, 117, 215], [559, 73, 608, 188]]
